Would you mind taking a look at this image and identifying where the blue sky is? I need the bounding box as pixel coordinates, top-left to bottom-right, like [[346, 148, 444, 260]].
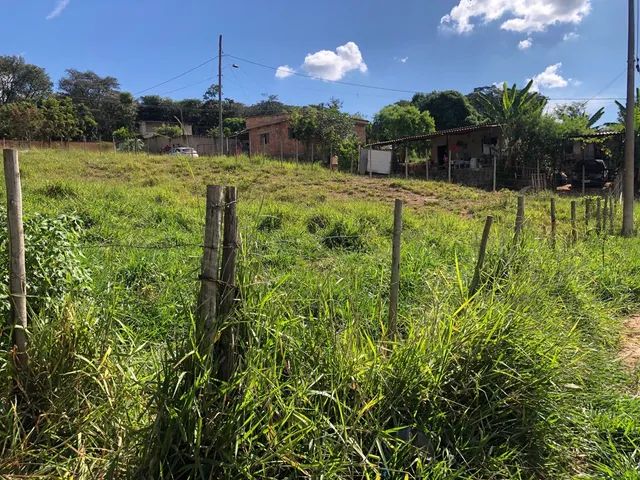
[[2, 0, 631, 123]]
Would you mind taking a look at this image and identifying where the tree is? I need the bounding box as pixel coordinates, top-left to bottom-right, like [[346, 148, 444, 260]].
[[58, 70, 136, 138], [0, 56, 52, 105], [467, 85, 502, 122], [371, 104, 435, 141], [155, 124, 182, 138], [290, 100, 357, 162], [74, 103, 98, 140], [477, 81, 548, 168], [38, 96, 80, 142], [245, 95, 289, 117], [222, 117, 246, 137], [553, 102, 605, 137], [0, 101, 43, 141], [411, 90, 481, 130]]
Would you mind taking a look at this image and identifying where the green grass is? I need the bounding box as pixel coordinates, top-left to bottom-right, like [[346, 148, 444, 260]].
[[0, 149, 640, 478]]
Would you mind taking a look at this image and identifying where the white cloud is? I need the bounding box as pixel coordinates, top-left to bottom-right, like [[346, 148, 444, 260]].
[[399, 56, 409, 63], [529, 63, 570, 91], [275, 65, 295, 79], [518, 37, 533, 50], [441, 0, 591, 34], [301, 42, 367, 81], [563, 31, 580, 41], [46, 0, 70, 20]]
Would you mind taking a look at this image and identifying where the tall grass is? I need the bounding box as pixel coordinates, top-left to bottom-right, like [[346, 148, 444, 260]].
[[0, 150, 639, 478]]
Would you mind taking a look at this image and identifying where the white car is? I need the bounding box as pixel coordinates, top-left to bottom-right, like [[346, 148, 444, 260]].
[[170, 147, 199, 158]]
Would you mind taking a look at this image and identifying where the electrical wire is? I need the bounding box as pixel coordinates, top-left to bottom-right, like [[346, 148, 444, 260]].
[[133, 56, 219, 96]]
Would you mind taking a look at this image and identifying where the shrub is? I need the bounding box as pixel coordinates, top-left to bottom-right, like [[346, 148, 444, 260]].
[[0, 213, 90, 316]]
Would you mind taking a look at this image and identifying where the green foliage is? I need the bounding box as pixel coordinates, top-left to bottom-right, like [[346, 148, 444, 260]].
[[112, 126, 134, 143], [290, 99, 359, 161], [59, 69, 137, 138], [0, 213, 90, 317], [371, 103, 435, 141], [2, 150, 640, 478], [222, 117, 246, 137], [154, 123, 182, 138], [0, 101, 43, 141], [411, 90, 481, 130], [38, 96, 81, 141], [118, 137, 145, 152], [0, 55, 52, 105]]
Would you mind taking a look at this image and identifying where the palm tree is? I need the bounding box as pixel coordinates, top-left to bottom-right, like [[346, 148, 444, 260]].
[[478, 80, 547, 168]]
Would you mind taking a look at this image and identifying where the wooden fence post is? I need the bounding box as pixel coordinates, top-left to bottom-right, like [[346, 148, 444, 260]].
[[404, 146, 409, 179], [514, 196, 525, 242], [609, 194, 615, 234], [585, 198, 591, 232], [571, 200, 578, 244], [550, 198, 557, 248], [596, 198, 602, 234], [603, 196, 609, 235], [492, 155, 497, 192], [470, 216, 493, 296], [388, 199, 403, 339], [3, 149, 28, 371], [217, 186, 238, 381], [197, 185, 224, 355]]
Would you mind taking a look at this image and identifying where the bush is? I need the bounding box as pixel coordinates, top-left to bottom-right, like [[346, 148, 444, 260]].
[[0, 213, 90, 316]]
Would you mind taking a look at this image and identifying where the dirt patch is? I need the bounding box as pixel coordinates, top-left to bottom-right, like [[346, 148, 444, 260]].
[[619, 315, 640, 370]]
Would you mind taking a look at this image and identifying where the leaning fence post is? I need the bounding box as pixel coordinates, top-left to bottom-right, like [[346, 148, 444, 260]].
[[514, 196, 525, 242], [550, 198, 557, 248], [596, 197, 602, 234], [388, 199, 403, 339], [470, 216, 493, 296], [3, 149, 28, 371], [197, 185, 224, 355], [217, 186, 238, 381], [571, 200, 578, 244]]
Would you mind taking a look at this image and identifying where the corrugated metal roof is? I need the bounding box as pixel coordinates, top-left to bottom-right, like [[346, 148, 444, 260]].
[[366, 124, 500, 148], [565, 131, 623, 139]]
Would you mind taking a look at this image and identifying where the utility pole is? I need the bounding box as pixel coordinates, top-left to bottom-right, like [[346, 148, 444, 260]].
[[218, 34, 224, 156], [622, 0, 636, 236]]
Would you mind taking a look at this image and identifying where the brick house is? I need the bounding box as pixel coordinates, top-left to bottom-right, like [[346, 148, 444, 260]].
[[242, 114, 368, 159]]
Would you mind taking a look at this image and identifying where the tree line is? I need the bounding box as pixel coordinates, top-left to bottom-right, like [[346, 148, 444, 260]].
[[1, 54, 632, 171]]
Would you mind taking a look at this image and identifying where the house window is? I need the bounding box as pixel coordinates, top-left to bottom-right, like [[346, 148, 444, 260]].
[[288, 128, 294, 139], [260, 133, 270, 145]]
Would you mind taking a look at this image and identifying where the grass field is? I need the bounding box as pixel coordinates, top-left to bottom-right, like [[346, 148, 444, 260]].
[[1, 149, 640, 478]]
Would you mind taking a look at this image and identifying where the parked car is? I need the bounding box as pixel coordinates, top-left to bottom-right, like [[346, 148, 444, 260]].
[[571, 158, 608, 188], [170, 147, 199, 158]]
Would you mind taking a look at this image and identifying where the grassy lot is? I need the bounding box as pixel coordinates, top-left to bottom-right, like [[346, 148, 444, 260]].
[[1, 149, 640, 478]]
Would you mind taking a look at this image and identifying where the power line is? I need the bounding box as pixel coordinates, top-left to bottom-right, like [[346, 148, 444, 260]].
[[226, 53, 422, 95], [226, 53, 625, 103], [133, 56, 219, 96]]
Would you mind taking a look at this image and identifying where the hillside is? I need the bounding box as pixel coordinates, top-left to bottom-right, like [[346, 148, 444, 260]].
[[1, 149, 640, 479]]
